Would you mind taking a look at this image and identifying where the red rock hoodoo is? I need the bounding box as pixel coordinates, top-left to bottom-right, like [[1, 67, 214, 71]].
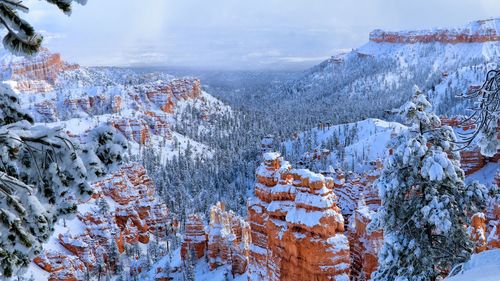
[[180, 202, 251, 276], [248, 152, 350, 281], [181, 214, 208, 260], [34, 163, 175, 279], [207, 202, 251, 275]]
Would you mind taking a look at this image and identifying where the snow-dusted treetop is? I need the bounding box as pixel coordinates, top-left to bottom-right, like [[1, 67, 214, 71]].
[[0, 0, 87, 55]]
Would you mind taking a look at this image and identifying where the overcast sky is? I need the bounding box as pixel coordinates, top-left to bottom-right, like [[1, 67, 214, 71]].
[[23, 0, 500, 70]]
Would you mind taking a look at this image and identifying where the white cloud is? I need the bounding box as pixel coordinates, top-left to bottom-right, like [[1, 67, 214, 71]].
[[19, 0, 500, 69]]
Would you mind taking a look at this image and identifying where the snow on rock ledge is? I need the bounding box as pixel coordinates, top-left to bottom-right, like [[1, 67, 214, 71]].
[[33, 163, 177, 280], [370, 18, 500, 44], [181, 202, 251, 276], [248, 152, 350, 281]]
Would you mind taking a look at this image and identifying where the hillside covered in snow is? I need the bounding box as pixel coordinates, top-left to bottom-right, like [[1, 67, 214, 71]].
[[0, 16, 498, 281]]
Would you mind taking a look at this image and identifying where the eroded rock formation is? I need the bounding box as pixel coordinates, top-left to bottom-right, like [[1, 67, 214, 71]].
[[34, 163, 176, 280], [180, 202, 251, 276], [181, 214, 208, 260], [207, 202, 251, 275], [441, 116, 499, 175], [112, 118, 151, 145], [1, 49, 79, 93], [248, 152, 350, 281], [370, 19, 500, 44], [486, 199, 500, 250]]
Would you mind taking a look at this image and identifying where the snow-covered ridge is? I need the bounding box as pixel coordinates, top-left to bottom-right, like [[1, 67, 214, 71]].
[[283, 118, 406, 172], [370, 18, 500, 44], [0, 47, 234, 162]]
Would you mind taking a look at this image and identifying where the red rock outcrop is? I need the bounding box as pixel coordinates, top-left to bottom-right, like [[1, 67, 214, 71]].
[[248, 152, 350, 281], [486, 199, 500, 250], [34, 163, 176, 278], [34, 252, 85, 281], [460, 149, 489, 175], [207, 202, 251, 275], [468, 213, 488, 253], [170, 78, 202, 100], [181, 214, 208, 260], [345, 163, 383, 281], [370, 19, 500, 44], [1, 49, 79, 93], [180, 202, 251, 276], [144, 78, 201, 113], [441, 115, 499, 175], [112, 118, 151, 144], [349, 202, 383, 281]]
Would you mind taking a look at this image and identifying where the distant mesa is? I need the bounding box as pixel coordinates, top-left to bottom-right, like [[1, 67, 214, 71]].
[[370, 18, 500, 44]]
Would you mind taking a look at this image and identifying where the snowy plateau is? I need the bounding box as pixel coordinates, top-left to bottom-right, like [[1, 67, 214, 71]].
[[0, 17, 498, 281]]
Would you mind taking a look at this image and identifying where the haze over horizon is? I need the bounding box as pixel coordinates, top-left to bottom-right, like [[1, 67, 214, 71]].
[[24, 0, 500, 70]]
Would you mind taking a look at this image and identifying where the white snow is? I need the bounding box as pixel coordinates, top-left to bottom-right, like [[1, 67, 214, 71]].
[[445, 249, 500, 281]]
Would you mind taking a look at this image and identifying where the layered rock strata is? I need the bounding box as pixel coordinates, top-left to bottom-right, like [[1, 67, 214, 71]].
[[370, 19, 500, 44], [34, 163, 175, 280], [248, 152, 350, 281]]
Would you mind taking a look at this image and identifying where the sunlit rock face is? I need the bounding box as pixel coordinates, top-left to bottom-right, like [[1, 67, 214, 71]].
[[469, 213, 488, 253], [0, 49, 79, 93], [113, 118, 151, 145], [370, 19, 500, 44], [33, 163, 175, 280], [145, 78, 201, 112], [248, 152, 350, 281], [33, 252, 86, 281]]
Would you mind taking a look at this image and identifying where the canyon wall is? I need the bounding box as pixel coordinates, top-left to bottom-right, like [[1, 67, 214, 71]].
[[1, 49, 79, 93], [370, 19, 500, 44]]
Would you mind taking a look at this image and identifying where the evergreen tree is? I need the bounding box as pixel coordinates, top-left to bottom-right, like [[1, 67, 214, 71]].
[[0, 83, 123, 277], [369, 86, 488, 280], [0, 0, 86, 55]]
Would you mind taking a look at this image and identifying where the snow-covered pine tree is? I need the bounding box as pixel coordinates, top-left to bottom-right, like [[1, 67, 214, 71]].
[[369, 86, 488, 280], [0, 0, 86, 55], [80, 124, 128, 180], [0, 83, 124, 277]]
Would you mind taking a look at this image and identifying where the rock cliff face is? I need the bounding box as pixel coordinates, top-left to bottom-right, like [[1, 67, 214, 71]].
[[180, 202, 251, 276], [0, 49, 79, 93], [112, 118, 151, 145], [319, 160, 384, 281], [144, 78, 201, 113], [33, 163, 176, 280], [248, 152, 350, 281], [370, 19, 500, 44], [181, 214, 208, 260], [349, 203, 383, 281]]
